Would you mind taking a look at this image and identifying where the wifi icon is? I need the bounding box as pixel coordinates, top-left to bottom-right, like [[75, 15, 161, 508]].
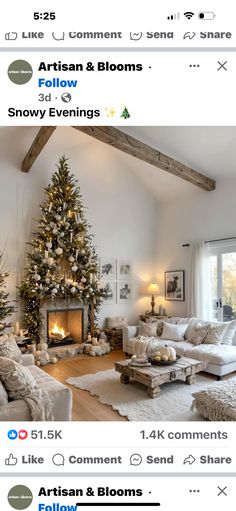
[[184, 11, 195, 19]]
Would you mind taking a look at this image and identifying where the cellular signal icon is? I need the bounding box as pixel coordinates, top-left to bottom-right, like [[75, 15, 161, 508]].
[[167, 12, 180, 20]]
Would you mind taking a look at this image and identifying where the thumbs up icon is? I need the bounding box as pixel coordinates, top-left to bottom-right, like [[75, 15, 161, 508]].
[[5, 454, 18, 466]]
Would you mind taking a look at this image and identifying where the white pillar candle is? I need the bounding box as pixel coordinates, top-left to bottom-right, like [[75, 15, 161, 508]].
[[70, 231, 73, 242], [45, 250, 49, 259], [48, 203, 52, 213]]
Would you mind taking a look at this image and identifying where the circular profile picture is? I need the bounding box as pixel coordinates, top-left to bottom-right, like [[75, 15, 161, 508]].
[[8, 60, 33, 84], [8, 485, 33, 510]]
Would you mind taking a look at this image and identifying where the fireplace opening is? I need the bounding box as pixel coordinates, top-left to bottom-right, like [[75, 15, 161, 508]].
[[47, 308, 84, 347]]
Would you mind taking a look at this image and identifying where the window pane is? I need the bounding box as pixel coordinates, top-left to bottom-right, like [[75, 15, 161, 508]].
[[209, 255, 218, 320], [222, 252, 236, 321]]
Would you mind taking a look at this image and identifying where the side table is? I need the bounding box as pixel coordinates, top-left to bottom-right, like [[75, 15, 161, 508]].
[[104, 327, 123, 350]]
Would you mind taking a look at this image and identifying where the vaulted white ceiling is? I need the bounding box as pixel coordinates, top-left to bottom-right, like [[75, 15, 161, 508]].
[[1, 126, 236, 203]]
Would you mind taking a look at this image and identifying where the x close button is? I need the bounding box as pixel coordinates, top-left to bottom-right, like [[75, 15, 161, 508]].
[[217, 486, 227, 496], [217, 61, 228, 71]]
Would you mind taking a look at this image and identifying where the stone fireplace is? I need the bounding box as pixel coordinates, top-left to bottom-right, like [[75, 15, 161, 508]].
[[47, 308, 84, 348], [41, 298, 88, 346]]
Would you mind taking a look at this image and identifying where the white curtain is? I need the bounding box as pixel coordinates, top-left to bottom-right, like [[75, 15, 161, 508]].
[[188, 242, 211, 319]]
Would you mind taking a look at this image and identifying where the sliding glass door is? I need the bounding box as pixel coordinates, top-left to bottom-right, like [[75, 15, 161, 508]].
[[208, 241, 236, 322]]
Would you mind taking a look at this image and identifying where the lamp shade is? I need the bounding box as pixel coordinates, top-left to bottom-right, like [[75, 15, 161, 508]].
[[147, 283, 158, 295]]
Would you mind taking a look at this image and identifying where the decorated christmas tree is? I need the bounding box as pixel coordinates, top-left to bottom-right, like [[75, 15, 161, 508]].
[[0, 252, 15, 334], [20, 156, 110, 343]]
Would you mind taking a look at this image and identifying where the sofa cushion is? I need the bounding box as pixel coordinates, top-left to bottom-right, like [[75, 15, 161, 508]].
[[221, 320, 236, 345], [187, 324, 210, 345], [192, 377, 236, 421], [202, 323, 227, 345], [0, 335, 22, 362], [0, 357, 53, 420], [0, 380, 8, 406], [138, 321, 158, 337], [161, 322, 188, 342], [107, 316, 128, 328], [185, 344, 236, 366]]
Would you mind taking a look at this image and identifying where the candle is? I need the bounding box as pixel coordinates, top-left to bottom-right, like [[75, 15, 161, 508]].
[[90, 273, 93, 284], [75, 249, 79, 260], [63, 202, 66, 210], [49, 203, 52, 213], [87, 333, 92, 342], [70, 231, 73, 242], [45, 250, 49, 259], [14, 322, 20, 336]]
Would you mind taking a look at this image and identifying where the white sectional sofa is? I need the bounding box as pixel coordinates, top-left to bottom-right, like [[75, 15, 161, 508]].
[[123, 318, 236, 379], [0, 354, 72, 421]]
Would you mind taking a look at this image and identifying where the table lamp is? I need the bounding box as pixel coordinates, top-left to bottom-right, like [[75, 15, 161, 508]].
[[147, 283, 158, 314]]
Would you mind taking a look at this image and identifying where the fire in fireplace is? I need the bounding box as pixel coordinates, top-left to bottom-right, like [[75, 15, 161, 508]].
[[47, 308, 84, 347]]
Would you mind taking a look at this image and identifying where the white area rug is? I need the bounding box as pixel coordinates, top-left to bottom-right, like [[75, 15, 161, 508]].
[[66, 369, 216, 421]]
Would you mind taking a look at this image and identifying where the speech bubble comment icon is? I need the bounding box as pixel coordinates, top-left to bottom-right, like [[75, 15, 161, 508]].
[[130, 453, 143, 466], [52, 453, 65, 466]]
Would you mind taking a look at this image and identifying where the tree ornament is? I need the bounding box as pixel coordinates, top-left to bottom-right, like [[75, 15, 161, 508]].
[[52, 288, 58, 294], [71, 287, 76, 294], [33, 274, 41, 282], [55, 247, 63, 256], [60, 232, 65, 238], [45, 277, 51, 284], [52, 228, 58, 235], [81, 249, 86, 255], [81, 276, 86, 283], [72, 264, 78, 272], [55, 214, 61, 221], [33, 265, 38, 270], [46, 241, 52, 249], [69, 255, 75, 263], [47, 257, 55, 267]]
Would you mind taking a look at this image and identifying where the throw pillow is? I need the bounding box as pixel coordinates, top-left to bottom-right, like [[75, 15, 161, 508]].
[[107, 316, 128, 328], [184, 318, 208, 340], [161, 322, 188, 342], [138, 321, 158, 337], [146, 318, 164, 337], [0, 357, 54, 421], [187, 324, 210, 345], [0, 335, 22, 363], [202, 323, 227, 345], [221, 320, 236, 345], [0, 380, 8, 406]]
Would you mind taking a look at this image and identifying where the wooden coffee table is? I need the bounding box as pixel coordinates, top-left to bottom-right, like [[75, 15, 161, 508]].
[[115, 357, 203, 398]]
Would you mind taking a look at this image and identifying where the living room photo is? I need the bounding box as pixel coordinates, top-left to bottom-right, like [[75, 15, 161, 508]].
[[0, 125, 236, 422]]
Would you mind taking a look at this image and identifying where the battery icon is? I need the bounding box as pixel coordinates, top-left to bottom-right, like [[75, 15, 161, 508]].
[[198, 12, 216, 20]]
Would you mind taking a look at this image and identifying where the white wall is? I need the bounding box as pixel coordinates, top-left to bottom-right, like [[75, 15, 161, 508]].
[[0, 127, 157, 328], [155, 178, 236, 317]]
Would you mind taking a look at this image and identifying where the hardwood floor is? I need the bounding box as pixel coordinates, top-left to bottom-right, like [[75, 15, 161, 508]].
[[43, 350, 128, 421]]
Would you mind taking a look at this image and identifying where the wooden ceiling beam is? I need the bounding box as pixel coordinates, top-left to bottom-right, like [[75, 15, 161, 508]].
[[73, 126, 215, 191], [21, 127, 56, 173]]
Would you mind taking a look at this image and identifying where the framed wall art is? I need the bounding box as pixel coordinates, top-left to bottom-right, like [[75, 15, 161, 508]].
[[165, 270, 185, 301]]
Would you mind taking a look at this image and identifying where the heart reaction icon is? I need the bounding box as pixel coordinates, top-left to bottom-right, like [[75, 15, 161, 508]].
[[18, 430, 28, 440]]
